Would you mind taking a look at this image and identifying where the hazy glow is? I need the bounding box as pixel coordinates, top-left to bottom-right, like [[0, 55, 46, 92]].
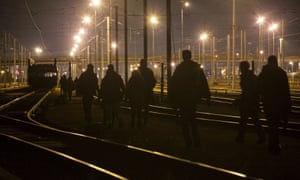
[[111, 42, 117, 49], [82, 16, 91, 24], [184, 1, 190, 7], [90, 0, 100, 6], [74, 35, 82, 43], [200, 33, 208, 41], [256, 16, 265, 25], [269, 23, 278, 31], [79, 28, 86, 35], [35, 47, 42, 54], [150, 15, 159, 25]]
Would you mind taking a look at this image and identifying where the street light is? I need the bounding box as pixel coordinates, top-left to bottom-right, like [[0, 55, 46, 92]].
[[150, 15, 159, 62], [89, 0, 100, 67], [200, 32, 208, 67], [81, 15, 92, 64], [35, 47, 42, 60], [256, 16, 265, 70], [289, 61, 293, 72], [111, 41, 117, 63], [269, 23, 278, 55], [73, 35, 82, 44], [180, 1, 190, 51], [82, 16, 92, 24], [111, 42, 117, 49], [79, 28, 86, 35], [89, 0, 100, 6]]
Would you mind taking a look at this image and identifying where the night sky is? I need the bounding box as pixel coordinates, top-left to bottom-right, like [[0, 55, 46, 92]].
[[0, 0, 299, 58]]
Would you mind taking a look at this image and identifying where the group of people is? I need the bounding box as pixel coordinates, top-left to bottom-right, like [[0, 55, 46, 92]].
[[168, 50, 290, 155], [76, 59, 156, 129], [59, 74, 74, 101], [237, 55, 291, 155], [74, 49, 290, 155]]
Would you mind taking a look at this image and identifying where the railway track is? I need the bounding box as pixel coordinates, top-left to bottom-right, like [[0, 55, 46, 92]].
[[138, 91, 300, 138], [0, 89, 260, 179], [144, 103, 300, 136], [0, 89, 127, 179]]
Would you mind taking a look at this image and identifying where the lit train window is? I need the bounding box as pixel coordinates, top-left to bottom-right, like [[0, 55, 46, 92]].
[[44, 72, 57, 77]]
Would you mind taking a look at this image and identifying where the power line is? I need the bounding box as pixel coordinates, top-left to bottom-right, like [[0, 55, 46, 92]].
[[24, 0, 52, 57]]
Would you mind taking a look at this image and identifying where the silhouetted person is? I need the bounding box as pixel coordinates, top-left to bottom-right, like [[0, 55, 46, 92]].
[[66, 76, 74, 100], [74, 77, 79, 96], [60, 75, 67, 99], [169, 49, 210, 148], [99, 64, 125, 127], [138, 59, 156, 126], [236, 61, 265, 144], [258, 55, 291, 155], [77, 64, 99, 129], [126, 70, 145, 128]]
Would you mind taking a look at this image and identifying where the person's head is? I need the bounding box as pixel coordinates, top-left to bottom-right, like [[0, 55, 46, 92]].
[[182, 49, 192, 61], [239, 61, 250, 74], [268, 55, 278, 67], [107, 64, 114, 73], [139, 59, 147, 68], [87, 64, 94, 72]]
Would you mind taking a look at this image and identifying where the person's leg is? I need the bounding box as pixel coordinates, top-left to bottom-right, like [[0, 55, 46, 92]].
[[137, 106, 142, 128], [82, 96, 92, 130], [143, 103, 149, 126], [252, 111, 265, 144], [130, 103, 136, 128], [180, 106, 192, 147], [186, 106, 199, 147], [114, 102, 122, 127], [106, 103, 113, 127], [267, 113, 281, 155], [236, 115, 247, 143]]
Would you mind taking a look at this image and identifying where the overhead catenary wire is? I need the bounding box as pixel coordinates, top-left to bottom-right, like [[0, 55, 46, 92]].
[[24, 0, 52, 57]]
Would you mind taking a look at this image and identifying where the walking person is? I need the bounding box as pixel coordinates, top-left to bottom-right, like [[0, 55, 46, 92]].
[[59, 74, 67, 100], [77, 64, 99, 129], [258, 55, 291, 155], [168, 49, 210, 148], [126, 70, 145, 128], [66, 76, 74, 101], [99, 64, 125, 127], [138, 59, 156, 126], [236, 61, 265, 144]]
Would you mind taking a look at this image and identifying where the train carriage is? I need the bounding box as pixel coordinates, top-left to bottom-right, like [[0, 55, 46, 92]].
[[27, 59, 58, 89]]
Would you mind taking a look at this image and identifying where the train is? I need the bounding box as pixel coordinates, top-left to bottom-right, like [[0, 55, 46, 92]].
[[27, 59, 58, 89]]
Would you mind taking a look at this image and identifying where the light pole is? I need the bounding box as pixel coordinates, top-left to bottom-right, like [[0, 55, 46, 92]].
[[232, 0, 236, 89], [180, 1, 189, 51], [111, 42, 117, 63], [82, 15, 92, 63], [198, 38, 201, 65], [289, 61, 293, 72], [269, 23, 278, 55], [150, 15, 159, 63], [256, 16, 265, 71], [89, 0, 100, 67], [200, 33, 208, 68]]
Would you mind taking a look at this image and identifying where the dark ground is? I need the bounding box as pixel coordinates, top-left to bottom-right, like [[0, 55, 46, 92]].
[[45, 89, 300, 180]]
